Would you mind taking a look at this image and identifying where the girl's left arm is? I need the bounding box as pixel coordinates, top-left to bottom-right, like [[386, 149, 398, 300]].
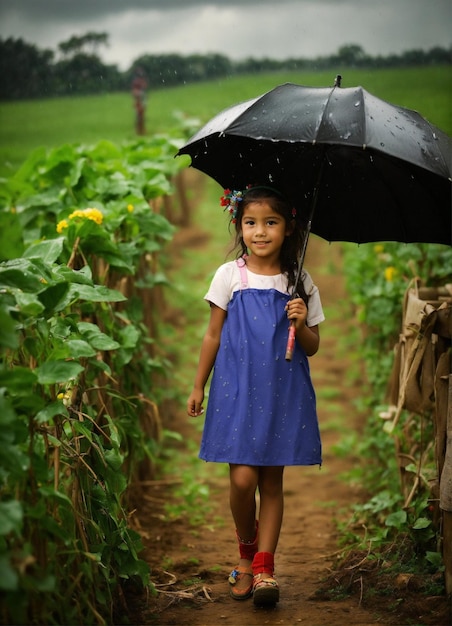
[[286, 297, 320, 356]]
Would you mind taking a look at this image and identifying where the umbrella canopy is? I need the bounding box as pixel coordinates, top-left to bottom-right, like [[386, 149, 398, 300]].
[[177, 82, 452, 245]]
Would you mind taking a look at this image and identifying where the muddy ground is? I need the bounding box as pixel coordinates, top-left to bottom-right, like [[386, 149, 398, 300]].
[[126, 231, 449, 626]]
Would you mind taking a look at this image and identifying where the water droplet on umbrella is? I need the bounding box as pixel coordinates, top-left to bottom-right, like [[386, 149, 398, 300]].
[[354, 101, 360, 107], [380, 142, 385, 147]]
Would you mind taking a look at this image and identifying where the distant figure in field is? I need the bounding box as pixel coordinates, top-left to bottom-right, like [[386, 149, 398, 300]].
[[131, 68, 147, 135]]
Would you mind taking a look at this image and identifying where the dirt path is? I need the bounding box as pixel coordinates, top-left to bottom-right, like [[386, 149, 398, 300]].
[[127, 234, 401, 625]]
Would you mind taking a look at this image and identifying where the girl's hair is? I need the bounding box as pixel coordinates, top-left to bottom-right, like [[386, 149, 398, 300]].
[[232, 186, 309, 305]]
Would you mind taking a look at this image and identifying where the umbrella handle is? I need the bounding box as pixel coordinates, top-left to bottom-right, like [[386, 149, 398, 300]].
[[285, 322, 296, 361]]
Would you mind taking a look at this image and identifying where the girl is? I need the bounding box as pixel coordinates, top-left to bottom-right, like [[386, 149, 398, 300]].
[[187, 185, 324, 606]]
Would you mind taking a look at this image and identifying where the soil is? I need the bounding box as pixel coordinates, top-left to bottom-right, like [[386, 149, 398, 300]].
[[126, 225, 450, 625]]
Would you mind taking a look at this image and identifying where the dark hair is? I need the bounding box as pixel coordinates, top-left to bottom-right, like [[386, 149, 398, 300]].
[[232, 186, 309, 305]]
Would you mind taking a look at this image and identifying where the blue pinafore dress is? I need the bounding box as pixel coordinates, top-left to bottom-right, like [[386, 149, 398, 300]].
[[199, 260, 322, 467]]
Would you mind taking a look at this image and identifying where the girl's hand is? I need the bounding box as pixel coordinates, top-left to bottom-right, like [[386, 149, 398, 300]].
[[285, 297, 308, 329], [187, 389, 205, 417]]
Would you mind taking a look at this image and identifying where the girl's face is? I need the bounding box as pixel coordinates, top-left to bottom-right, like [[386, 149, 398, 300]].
[[240, 200, 291, 261]]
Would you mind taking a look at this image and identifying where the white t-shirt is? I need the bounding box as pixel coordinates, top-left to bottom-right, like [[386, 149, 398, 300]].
[[205, 261, 325, 327]]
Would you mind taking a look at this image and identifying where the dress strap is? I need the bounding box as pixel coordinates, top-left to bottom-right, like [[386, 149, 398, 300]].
[[236, 257, 248, 289]]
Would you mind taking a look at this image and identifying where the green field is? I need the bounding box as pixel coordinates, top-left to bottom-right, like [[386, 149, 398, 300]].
[[0, 66, 450, 178]]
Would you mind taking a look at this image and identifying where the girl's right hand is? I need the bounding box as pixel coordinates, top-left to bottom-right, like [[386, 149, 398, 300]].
[[187, 389, 205, 417]]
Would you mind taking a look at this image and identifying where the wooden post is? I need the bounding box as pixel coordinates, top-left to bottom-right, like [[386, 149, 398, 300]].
[[440, 374, 452, 596]]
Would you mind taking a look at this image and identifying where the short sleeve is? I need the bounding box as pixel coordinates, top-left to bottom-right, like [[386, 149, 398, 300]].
[[204, 263, 235, 310], [302, 271, 325, 327]]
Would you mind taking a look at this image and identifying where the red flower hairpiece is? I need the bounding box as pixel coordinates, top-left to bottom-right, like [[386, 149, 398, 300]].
[[220, 189, 243, 223]]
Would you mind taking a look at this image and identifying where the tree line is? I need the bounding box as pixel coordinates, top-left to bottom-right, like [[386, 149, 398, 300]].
[[0, 32, 450, 101]]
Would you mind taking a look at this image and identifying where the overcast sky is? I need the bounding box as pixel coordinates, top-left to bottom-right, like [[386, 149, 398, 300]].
[[0, 0, 450, 70]]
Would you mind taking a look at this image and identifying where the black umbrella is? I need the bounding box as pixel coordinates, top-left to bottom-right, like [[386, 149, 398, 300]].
[[177, 80, 452, 357], [178, 81, 451, 245]]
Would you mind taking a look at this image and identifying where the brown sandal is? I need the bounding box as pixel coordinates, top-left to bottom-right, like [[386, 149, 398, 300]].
[[253, 573, 280, 605], [228, 565, 253, 600]]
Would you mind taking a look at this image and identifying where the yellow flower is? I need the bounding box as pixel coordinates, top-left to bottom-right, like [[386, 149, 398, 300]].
[[56, 219, 69, 233], [11, 206, 17, 214], [384, 266, 397, 282], [374, 244, 384, 254], [57, 390, 72, 406], [127, 203, 134, 213], [69, 207, 103, 224]]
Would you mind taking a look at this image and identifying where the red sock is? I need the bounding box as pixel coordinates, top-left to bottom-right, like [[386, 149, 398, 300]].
[[252, 551, 274, 576]]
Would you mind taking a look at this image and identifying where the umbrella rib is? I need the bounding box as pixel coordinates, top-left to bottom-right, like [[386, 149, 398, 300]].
[[316, 85, 339, 142]]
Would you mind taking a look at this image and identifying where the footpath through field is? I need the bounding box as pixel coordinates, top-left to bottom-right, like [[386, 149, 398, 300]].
[[130, 221, 401, 624]]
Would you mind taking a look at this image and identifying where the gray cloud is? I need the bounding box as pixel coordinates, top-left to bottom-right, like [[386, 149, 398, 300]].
[[0, 0, 437, 22], [0, 0, 343, 23], [0, 0, 352, 16], [0, 0, 450, 70]]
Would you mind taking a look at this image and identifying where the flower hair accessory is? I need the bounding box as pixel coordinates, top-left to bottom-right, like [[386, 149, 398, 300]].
[[220, 188, 243, 223]]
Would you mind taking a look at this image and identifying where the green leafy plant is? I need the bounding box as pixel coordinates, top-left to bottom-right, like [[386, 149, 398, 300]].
[[0, 134, 188, 624], [338, 240, 452, 574]]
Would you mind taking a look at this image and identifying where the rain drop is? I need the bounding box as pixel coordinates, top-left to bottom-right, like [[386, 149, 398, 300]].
[[380, 142, 385, 147], [354, 101, 360, 107]]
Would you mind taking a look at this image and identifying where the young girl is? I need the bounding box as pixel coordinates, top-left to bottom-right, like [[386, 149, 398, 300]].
[[186, 185, 324, 606]]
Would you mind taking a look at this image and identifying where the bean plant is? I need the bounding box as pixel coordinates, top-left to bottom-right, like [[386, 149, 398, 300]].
[[340, 240, 452, 569], [0, 135, 189, 624]]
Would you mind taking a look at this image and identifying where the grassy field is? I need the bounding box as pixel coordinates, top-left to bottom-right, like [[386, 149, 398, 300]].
[[0, 66, 450, 178]]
